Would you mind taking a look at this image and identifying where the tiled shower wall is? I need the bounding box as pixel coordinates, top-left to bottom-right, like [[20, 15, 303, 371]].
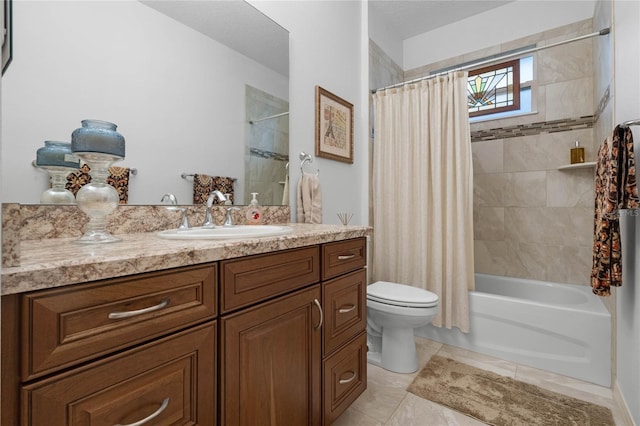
[[470, 20, 598, 285], [375, 19, 602, 286], [244, 85, 289, 206]]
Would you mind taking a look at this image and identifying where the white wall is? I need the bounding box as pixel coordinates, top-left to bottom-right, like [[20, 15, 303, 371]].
[[368, 4, 403, 68], [403, 0, 596, 71], [1, 1, 287, 205], [250, 1, 369, 225], [614, 0, 640, 422]]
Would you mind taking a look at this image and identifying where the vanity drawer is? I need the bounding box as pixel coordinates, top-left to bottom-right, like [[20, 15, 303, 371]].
[[322, 269, 367, 356], [22, 263, 217, 381], [322, 332, 367, 425], [22, 321, 216, 426], [220, 246, 320, 314], [321, 238, 366, 281]]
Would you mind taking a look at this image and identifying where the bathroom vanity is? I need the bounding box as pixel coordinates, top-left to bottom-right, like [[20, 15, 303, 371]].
[[1, 218, 370, 426]]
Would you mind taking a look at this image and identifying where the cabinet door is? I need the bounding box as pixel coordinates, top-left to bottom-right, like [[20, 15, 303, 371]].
[[221, 285, 322, 426], [22, 322, 216, 426]]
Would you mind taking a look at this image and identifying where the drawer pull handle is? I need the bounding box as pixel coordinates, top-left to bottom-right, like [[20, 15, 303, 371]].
[[114, 397, 170, 426], [313, 299, 323, 330], [338, 304, 356, 314], [339, 371, 357, 385], [337, 253, 356, 261], [108, 299, 170, 319]]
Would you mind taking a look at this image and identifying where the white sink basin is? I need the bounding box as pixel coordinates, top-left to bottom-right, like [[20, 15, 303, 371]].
[[157, 225, 293, 240]]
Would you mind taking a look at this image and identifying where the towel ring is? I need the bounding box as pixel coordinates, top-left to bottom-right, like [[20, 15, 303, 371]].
[[299, 152, 319, 176]]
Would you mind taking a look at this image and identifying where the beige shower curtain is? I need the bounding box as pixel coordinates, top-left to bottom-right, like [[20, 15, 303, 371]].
[[372, 71, 474, 333]]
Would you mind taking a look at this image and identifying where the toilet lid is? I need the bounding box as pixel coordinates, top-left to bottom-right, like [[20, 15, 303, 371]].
[[367, 281, 439, 308]]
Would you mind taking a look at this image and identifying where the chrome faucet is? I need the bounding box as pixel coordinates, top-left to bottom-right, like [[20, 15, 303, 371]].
[[161, 193, 190, 229], [202, 190, 228, 228]]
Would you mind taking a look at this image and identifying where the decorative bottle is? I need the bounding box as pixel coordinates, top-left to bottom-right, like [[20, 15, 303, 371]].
[[71, 119, 125, 244], [35, 141, 80, 204], [570, 140, 585, 164], [245, 192, 263, 225]]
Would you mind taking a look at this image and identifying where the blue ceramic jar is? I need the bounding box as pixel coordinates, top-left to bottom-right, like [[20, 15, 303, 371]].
[[71, 119, 125, 158], [36, 141, 80, 169]]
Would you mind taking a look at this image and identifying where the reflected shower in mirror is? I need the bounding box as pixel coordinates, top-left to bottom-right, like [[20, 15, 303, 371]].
[[245, 85, 289, 206], [1, 0, 289, 205]]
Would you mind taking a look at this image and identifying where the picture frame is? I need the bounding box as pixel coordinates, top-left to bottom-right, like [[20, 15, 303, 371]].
[[315, 86, 353, 164]]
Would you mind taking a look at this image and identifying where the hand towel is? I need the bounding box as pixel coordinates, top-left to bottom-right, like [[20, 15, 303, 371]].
[[296, 172, 322, 223], [107, 166, 131, 204], [193, 174, 235, 205], [282, 174, 290, 205], [65, 164, 131, 204], [591, 125, 638, 296]]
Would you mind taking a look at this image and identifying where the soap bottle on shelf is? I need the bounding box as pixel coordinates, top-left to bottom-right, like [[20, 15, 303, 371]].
[[245, 192, 263, 225], [570, 140, 585, 164]]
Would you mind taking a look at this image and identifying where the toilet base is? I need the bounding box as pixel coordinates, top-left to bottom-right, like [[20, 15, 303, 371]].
[[366, 326, 418, 374]]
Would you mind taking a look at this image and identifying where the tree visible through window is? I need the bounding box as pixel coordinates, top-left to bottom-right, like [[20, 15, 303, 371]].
[[467, 59, 520, 117]]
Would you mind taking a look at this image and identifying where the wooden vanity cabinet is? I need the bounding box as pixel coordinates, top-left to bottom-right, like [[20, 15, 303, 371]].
[[2, 263, 218, 426], [2, 237, 369, 426], [321, 238, 368, 425], [219, 246, 322, 425], [219, 239, 368, 426]]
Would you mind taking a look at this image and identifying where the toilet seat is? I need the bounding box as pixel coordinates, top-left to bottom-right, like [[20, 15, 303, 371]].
[[367, 281, 439, 308]]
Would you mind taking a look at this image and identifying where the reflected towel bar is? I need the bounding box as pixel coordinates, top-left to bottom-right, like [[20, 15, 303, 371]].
[[621, 119, 640, 128], [31, 160, 137, 175], [181, 173, 237, 181]]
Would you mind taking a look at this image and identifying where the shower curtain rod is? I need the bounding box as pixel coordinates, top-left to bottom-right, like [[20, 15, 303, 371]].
[[248, 111, 289, 125], [372, 27, 610, 94]]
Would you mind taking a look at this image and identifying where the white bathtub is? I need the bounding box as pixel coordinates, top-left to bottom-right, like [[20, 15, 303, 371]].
[[417, 273, 611, 387]]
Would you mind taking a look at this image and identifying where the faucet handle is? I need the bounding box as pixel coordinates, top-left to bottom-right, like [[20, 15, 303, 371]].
[[224, 207, 241, 227], [202, 205, 216, 228], [164, 206, 190, 229], [177, 208, 191, 229], [161, 194, 190, 229]]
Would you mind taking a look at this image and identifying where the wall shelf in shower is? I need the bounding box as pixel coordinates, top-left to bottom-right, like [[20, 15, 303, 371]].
[[557, 161, 596, 171]]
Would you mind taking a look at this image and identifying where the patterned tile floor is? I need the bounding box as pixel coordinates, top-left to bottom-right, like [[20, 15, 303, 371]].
[[333, 337, 631, 425]]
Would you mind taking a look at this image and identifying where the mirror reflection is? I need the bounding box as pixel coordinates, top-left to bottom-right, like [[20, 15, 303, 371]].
[[1, 0, 289, 205]]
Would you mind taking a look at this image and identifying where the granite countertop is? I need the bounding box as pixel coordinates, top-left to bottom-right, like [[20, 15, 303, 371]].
[[1, 224, 372, 296]]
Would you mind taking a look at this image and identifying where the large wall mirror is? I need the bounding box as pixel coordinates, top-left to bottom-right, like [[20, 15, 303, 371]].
[[1, 0, 289, 205]]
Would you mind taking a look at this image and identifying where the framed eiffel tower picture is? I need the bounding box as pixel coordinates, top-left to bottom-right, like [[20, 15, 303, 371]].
[[315, 86, 354, 164]]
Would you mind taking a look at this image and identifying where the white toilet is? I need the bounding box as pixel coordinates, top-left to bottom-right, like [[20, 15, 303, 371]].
[[366, 281, 439, 374]]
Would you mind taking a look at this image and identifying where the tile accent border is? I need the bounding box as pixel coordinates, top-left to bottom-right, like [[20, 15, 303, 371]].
[[470, 87, 609, 143], [471, 116, 595, 142]]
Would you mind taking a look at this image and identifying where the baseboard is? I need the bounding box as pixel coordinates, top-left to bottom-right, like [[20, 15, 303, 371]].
[[614, 380, 636, 426]]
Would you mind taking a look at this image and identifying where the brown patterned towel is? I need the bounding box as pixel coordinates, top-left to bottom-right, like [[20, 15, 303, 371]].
[[107, 166, 131, 204], [591, 125, 639, 296], [193, 174, 235, 205], [65, 164, 131, 204]]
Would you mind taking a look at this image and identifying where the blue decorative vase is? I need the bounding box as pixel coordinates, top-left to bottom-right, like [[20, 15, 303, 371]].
[[71, 119, 125, 158], [36, 141, 81, 168]]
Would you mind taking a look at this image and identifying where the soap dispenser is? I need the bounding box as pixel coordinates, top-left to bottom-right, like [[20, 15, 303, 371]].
[[570, 140, 585, 164], [245, 192, 263, 225]]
